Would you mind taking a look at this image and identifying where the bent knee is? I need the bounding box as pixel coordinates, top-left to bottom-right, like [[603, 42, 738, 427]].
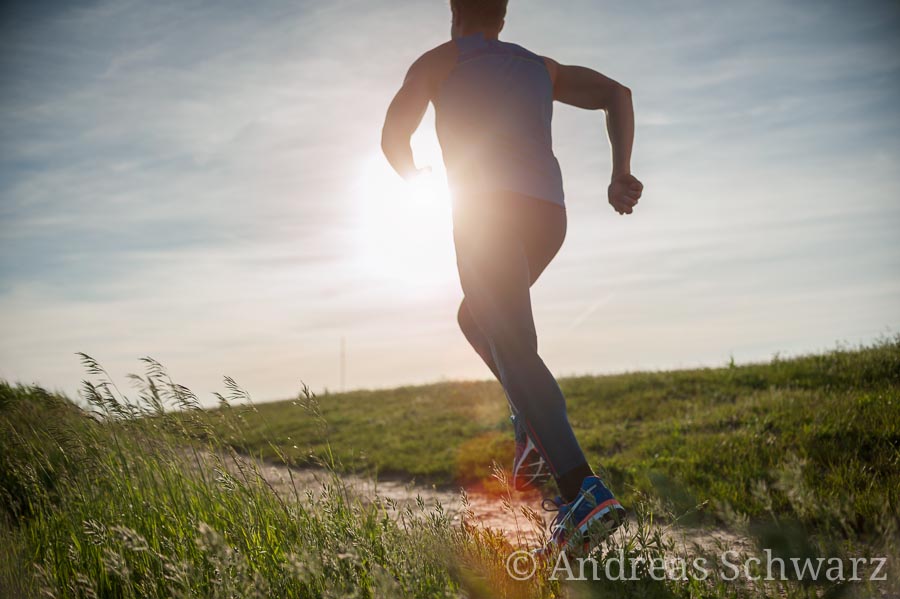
[[457, 301, 474, 335]]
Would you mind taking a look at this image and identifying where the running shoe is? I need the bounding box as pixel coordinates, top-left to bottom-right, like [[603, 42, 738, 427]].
[[534, 475, 626, 558], [511, 414, 551, 491]]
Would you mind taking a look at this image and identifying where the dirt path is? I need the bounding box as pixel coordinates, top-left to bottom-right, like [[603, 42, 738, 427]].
[[196, 449, 755, 554], [223, 452, 548, 544]]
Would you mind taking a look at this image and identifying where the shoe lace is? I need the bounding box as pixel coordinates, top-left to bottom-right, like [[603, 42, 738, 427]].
[[541, 496, 570, 532], [541, 496, 565, 512]]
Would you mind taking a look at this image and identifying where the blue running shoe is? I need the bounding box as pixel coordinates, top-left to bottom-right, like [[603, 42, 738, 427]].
[[534, 475, 626, 558], [511, 414, 551, 491]]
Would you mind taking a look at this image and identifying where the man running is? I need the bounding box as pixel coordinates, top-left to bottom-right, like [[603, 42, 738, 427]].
[[381, 0, 643, 555]]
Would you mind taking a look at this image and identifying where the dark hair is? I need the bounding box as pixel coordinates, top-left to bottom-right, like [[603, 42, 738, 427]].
[[450, 0, 508, 28]]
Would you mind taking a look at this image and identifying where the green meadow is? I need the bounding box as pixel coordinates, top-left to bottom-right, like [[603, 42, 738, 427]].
[[214, 337, 900, 534], [1, 337, 898, 598]]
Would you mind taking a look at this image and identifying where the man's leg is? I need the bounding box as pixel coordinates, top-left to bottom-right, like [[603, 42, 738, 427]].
[[457, 300, 501, 381], [456, 229, 565, 381], [452, 193, 592, 500], [458, 298, 532, 451], [456, 198, 570, 445]]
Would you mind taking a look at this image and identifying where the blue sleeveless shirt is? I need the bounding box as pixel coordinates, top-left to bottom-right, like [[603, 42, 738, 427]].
[[435, 32, 565, 207]]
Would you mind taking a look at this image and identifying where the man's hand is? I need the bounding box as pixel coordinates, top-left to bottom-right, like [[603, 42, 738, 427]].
[[608, 172, 643, 215], [402, 165, 432, 182], [382, 57, 433, 182]]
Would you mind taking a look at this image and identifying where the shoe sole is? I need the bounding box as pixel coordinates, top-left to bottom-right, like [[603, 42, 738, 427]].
[[512, 436, 551, 491], [567, 500, 626, 553], [533, 500, 626, 560]]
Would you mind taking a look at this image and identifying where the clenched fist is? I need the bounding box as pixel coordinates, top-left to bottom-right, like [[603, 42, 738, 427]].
[[608, 173, 643, 215]]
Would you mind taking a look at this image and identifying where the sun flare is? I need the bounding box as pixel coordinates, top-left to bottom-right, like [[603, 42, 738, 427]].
[[353, 134, 456, 284]]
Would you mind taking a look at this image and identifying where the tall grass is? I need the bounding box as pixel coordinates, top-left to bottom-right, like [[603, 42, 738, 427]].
[[1, 344, 898, 598], [211, 336, 900, 537], [0, 356, 556, 598]]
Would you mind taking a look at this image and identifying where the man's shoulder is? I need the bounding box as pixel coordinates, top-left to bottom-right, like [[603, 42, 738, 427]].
[[405, 41, 457, 94], [411, 41, 458, 74]]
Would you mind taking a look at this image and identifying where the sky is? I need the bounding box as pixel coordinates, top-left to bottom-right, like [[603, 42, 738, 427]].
[[1, 0, 898, 406]]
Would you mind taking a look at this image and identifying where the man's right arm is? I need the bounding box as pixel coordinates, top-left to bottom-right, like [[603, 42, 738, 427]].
[[544, 57, 643, 215]]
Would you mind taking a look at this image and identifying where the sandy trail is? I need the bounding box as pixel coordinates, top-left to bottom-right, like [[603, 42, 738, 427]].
[[202, 450, 548, 543], [194, 449, 754, 555]]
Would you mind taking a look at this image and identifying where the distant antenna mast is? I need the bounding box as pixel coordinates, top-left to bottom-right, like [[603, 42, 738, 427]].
[[340, 336, 346, 392]]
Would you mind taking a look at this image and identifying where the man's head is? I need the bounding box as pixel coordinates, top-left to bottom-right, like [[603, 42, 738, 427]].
[[450, 0, 507, 39]]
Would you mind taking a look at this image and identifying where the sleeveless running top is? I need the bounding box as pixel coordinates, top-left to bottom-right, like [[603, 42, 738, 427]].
[[435, 32, 565, 207]]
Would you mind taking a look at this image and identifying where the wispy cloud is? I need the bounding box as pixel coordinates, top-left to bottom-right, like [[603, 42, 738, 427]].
[[1, 0, 898, 403]]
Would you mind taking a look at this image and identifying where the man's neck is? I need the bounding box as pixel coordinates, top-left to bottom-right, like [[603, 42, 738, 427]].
[[455, 28, 500, 40]]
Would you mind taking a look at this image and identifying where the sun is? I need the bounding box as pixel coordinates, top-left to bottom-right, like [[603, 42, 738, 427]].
[[352, 130, 456, 285]]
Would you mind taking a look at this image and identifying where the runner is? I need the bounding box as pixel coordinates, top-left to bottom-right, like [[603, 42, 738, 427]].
[[381, 0, 643, 555]]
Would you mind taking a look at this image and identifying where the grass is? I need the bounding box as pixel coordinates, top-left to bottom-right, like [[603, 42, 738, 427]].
[[0, 362, 483, 598], [0, 338, 898, 598], [211, 336, 900, 537]]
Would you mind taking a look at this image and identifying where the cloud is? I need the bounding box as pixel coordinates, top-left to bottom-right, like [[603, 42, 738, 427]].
[[1, 0, 898, 403]]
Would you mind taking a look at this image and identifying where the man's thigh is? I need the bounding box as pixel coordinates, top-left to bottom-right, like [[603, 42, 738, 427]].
[[519, 198, 567, 287], [452, 204, 536, 349], [453, 190, 566, 288]]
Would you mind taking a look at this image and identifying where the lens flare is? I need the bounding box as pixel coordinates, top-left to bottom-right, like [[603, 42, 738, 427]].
[[353, 151, 455, 286]]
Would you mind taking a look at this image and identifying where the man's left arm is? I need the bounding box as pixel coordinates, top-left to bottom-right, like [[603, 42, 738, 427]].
[[381, 54, 433, 181]]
